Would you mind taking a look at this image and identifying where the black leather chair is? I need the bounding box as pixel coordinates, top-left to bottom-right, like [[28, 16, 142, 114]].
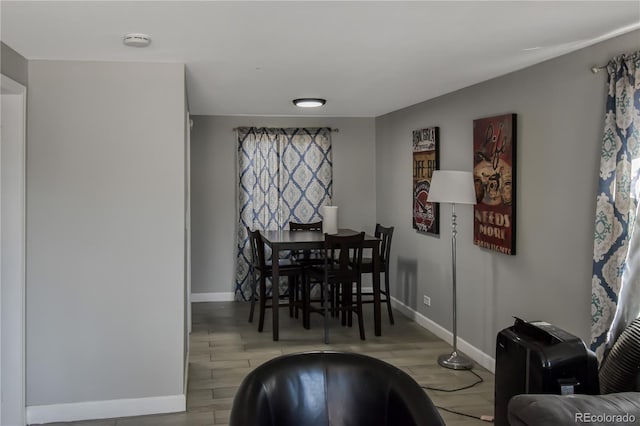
[[229, 351, 445, 426]]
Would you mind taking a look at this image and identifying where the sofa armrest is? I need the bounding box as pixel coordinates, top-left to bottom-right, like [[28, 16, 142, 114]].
[[508, 393, 640, 426]]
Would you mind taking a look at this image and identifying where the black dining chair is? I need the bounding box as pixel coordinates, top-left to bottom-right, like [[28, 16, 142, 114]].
[[289, 220, 323, 231], [289, 221, 325, 319], [246, 228, 305, 335], [304, 232, 366, 342], [288, 220, 324, 265], [360, 223, 395, 325]]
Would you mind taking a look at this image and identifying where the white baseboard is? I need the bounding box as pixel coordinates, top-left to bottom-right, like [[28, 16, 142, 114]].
[[191, 292, 235, 302], [26, 394, 185, 424], [391, 297, 496, 373]]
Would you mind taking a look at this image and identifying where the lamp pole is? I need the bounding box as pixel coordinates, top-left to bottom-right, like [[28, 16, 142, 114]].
[[438, 203, 473, 370], [451, 204, 459, 353]]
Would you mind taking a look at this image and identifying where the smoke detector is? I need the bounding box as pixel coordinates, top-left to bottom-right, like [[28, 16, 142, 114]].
[[123, 33, 151, 47]]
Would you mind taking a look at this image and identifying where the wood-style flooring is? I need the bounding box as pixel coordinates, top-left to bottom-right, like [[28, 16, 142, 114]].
[[40, 301, 495, 425]]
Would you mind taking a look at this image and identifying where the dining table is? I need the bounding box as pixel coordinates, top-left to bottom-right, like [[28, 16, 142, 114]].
[[261, 228, 383, 341]]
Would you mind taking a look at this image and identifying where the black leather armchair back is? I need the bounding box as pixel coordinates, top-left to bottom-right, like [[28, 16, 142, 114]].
[[229, 351, 445, 426]]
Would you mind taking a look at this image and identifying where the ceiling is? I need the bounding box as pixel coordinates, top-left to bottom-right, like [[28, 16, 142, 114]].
[[2, 1, 639, 117]]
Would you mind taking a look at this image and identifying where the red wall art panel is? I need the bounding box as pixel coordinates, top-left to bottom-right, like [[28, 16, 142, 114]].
[[473, 114, 516, 255]]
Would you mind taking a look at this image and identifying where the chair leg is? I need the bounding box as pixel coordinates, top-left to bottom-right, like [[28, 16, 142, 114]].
[[288, 276, 295, 318], [356, 279, 365, 340], [341, 282, 349, 327], [347, 282, 353, 327], [294, 273, 302, 319], [258, 276, 267, 332], [248, 269, 258, 323], [323, 278, 329, 344], [384, 271, 395, 325], [332, 284, 339, 318], [303, 276, 311, 330]]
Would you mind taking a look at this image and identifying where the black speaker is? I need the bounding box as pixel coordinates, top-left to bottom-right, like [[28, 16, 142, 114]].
[[494, 317, 599, 426]]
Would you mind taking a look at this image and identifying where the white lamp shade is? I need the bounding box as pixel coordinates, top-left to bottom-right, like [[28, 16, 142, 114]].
[[427, 170, 477, 205]]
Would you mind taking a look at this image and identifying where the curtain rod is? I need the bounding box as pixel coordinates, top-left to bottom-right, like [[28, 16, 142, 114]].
[[233, 127, 339, 132], [591, 51, 639, 74]]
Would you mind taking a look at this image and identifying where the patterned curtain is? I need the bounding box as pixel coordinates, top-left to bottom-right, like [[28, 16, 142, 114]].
[[591, 51, 640, 361], [235, 127, 333, 300]]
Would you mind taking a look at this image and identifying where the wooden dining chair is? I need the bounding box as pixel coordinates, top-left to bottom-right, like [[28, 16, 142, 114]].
[[289, 220, 323, 264], [288, 221, 325, 319], [246, 228, 304, 334], [289, 221, 323, 231], [359, 224, 395, 325], [304, 232, 366, 342]]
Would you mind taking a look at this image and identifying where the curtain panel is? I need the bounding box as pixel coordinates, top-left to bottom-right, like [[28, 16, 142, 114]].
[[235, 127, 333, 300], [591, 51, 640, 361]]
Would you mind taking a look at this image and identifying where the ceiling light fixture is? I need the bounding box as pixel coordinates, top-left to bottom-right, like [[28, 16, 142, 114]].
[[123, 33, 151, 47], [293, 98, 326, 108]]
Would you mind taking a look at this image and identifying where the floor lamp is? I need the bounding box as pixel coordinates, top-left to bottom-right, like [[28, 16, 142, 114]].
[[427, 170, 477, 370]]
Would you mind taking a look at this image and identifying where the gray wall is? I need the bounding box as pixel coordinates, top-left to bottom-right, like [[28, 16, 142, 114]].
[[27, 61, 186, 405], [1, 42, 27, 86], [191, 116, 376, 295], [375, 30, 640, 358]]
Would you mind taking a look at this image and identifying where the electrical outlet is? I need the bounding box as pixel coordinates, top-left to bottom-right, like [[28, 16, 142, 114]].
[[423, 295, 431, 306]]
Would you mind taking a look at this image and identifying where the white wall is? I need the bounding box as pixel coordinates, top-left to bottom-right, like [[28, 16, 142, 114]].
[[1, 75, 27, 426], [375, 30, 640, 360], [26, 61, 186, 417], [190, 116, 376, 296]]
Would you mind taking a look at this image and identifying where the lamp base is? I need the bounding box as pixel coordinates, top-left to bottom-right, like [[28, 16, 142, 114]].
[[438, 351, 473, 370]]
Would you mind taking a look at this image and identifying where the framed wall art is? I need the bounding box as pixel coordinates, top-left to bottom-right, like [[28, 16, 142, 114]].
[[473, 114, 516, 255], [412, 127, 439, 235]]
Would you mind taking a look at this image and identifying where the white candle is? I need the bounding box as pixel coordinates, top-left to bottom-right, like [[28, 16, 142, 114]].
[[322, 206, 338, 234]]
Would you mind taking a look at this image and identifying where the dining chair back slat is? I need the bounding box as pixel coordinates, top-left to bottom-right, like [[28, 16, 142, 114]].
[[377, 223, 393, 269]]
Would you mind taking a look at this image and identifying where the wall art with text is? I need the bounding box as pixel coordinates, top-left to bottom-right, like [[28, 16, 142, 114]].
[[473, 114, 516, 255], [412, 126, 440, 235]]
